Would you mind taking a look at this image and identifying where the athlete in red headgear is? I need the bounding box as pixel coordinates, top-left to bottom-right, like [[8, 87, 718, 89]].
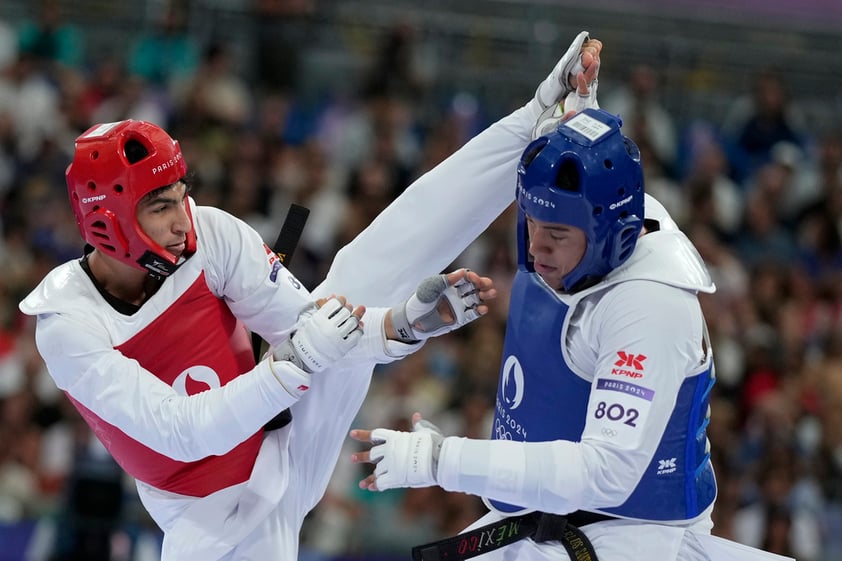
[[66, 119, 196, 277], [21, 112, 497, 559]]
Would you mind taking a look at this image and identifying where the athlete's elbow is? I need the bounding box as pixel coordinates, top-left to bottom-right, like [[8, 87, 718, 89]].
[[153, 398, 242, 460], [581, 442, 648, 507]]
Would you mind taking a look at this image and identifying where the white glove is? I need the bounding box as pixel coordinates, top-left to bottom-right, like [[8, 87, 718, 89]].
[[273, 298, 362, 373], [266, 358, 312, 399], [532, 80, 600, 140], [390, 271, 482, 343], [532, 30, 601, 140], [533, 30, 590, 110], [370, 418, 444, 490]]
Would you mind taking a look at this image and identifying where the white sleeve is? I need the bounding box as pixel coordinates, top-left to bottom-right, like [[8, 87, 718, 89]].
[[197, 205, 313, 347], [341, 306, 424, 364], [315, 102, 542, 307], [198, 206, 406, 363], [437, 282, 709, 514], [34, 311, 302, 462]]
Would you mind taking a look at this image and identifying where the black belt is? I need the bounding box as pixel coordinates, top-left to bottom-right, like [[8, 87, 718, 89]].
[[412, 510, 615, 561]]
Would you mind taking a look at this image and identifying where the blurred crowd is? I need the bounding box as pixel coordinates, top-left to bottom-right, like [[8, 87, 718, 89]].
[[1, 2, 841, 561]]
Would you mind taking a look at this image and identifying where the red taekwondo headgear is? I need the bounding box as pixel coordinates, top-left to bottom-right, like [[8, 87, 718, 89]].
[[66, 120, 196, 278]]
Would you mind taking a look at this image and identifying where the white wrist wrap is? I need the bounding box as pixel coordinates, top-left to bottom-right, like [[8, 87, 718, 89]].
[[267, 357, 312, 399], [281, 299, 362, 373], [562, 81, 600, 115], [369, 419, 444, 490]]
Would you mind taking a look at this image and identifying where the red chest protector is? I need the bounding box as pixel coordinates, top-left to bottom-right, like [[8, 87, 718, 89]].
[[68, 272, 263, 497]]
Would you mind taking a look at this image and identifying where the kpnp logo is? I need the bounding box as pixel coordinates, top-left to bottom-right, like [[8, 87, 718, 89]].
[[657, 457, 677, 475], [612, 351, 646, 378], [615, 351, 646, 370]]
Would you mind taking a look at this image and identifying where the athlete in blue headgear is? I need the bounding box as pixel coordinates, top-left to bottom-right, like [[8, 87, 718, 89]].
[[351, 109, 793, 561]]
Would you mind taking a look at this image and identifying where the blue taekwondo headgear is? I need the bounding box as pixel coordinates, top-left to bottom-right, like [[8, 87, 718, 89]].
[[516, 108, 644, 292]]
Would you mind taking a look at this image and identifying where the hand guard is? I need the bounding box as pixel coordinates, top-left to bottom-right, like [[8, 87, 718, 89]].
[[531, 80, 600, 140], [266, 357, 312, 399], [390, 272, 482, 343], [370, 418, 444, 490], [533, 30, 590, 110], [273, 298, 362, 373]]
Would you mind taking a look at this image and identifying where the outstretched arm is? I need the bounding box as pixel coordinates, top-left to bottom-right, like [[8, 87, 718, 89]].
[[349, 412, 593, 514]]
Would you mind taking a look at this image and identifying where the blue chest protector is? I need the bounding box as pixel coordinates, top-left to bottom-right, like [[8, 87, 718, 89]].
[[490, 271, 717, 521]]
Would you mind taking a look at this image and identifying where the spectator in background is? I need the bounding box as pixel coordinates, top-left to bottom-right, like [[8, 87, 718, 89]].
[[127, 6, 199, 96], [252, 0, 315, 95], [16, 0, 84, 72], [793, 131, 842, 222], [262, 139, 350, 290], [807, 331, 842, 561], [743, 142, 805, 230], [602, 63, 678, 176], [680, 124, 744, 239], [340, 158, 405, 246], [314, 22, 427, 183], [732, 192, 798, 269], [686, 222, 749, 394], [797, 207, 842, 297], [74, 57, 128, 126], [174, 42, 253, 131], [0, 17, 18, 72], [635, 137, 686, 226], [48, 434, 125, 561], [0, 336, 40, 523], [361, 22, 433, 104], [791, 132, 842, 294], [0, 52, 64, 162], [88, 72, 169, 127], [721, 66, 806, 183], [733, 452, 822, 561], [315, 90, 421, 186], [766, 141, 812, 224]]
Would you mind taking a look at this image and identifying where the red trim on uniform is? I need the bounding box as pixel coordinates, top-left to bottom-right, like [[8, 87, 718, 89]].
[[68, 272, 262, 497]]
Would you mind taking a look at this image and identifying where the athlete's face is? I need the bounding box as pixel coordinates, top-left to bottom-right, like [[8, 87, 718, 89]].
[[526, 215, 587, 290], [136, 182, 192, 258]]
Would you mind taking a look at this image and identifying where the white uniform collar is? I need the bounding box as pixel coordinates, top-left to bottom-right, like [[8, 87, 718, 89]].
[[563, 194, 715, 303]]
